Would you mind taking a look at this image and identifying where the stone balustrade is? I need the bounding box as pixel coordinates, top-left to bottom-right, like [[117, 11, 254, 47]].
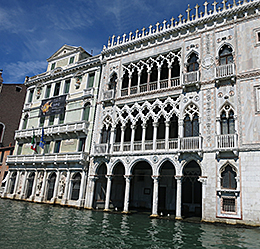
[[215, 63, 235, 79], [216, 134, 237, 149], [15, 121, 90, 140], [6, 152, 88, 165]]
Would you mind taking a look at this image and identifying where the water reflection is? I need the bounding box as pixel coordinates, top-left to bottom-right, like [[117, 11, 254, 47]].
[[1, 199, 260, 248]]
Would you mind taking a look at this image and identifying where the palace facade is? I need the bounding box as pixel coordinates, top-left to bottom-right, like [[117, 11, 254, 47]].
[[3, 0, 260, 226]]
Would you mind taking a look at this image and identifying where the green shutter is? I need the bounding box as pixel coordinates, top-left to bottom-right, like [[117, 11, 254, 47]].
[[88, 73, 95, 88], [83, 105, 90, 121]]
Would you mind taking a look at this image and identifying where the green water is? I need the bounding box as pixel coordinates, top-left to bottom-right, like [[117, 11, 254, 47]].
[[0, 199, 260, 248]]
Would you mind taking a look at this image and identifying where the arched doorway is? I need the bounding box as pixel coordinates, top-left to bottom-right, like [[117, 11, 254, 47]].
[[70, 172, 81, 201], [130, 161, 153, 211], [110, 162, 125, 210], [25, 172, 35, 199], [93, 163, 107, 209], [47, 172, 56, 201], [182, 161, 202, 217], [159, 161, 176, 214]]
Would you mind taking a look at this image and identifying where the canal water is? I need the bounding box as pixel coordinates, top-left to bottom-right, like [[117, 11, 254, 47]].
[[1, 199, 260, 249]]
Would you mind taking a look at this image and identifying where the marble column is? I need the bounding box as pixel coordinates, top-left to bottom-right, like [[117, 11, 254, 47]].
[[153, 122, 158, 151], [141, 124, 146, 151], [85, 175, 98, 209], [165, 121, 170, 150], [168, 66, 172, 87], [128, 76, 132, 95], [110, 127, 115, 153], [175, 175, 182, 220], [104, 175, 113, 211], [52, 170, 60, 203], [198, 176, 207, 221], [20, 171, 29, 199], [147, 72, 151, 91], [2, 171, 11, 197], [13, 171, 21, 196], [130, 125, 136, 152], [151, 175, 160, 217], [31, 171, 38, 200], [137, 72, 141, 93], [120, 126, 125, 152], [78, 170, 87, 207], [61, 170, 70, 205], [157, 67, 161, 89], [122, 175, 132, 213], [40, 171, 47, 201]]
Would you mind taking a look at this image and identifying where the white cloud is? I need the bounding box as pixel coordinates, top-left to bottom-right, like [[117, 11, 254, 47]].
[[4, 60, 47, 83]]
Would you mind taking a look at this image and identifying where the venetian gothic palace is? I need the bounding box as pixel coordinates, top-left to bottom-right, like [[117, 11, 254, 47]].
[[2, 0, 260, 226]]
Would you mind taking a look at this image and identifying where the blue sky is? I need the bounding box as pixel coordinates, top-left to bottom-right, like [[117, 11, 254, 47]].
[[0, 0, 234, 83]]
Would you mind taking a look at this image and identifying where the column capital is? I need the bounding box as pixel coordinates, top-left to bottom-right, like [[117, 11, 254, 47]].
[[175, 175, 183, 181], [153, 122, 159, 127], [89, 175, 99, 181], [124, 175, 133, 181], [151, 175, 160, 181], [131, 125, 136, 130], [105, 175, 113, 180], [198, 176, 207, 185], [165, 120, 170, 126]]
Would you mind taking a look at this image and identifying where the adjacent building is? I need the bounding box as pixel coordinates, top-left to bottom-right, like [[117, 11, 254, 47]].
[[2, 1, 260, 226], [2, 45, 101, 208], [0, 70, 27, 191]]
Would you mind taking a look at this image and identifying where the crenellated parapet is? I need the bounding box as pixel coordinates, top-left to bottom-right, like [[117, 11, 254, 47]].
[[102, 0, 259, 53]]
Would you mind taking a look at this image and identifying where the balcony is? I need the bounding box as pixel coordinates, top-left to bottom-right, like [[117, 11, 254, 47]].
[[94, 137, 202, 155], [216, 134, 238, 151], [180, 136, 202, 152], [120, 77, 180, 97], [215, 63, 235, 83], [15, 121, 89, 140], [6, 152, 89, 165], [83, 87, 94, 97], [183, 71, 200, 89], [102, 90, 114, 102], [94, 144, 110, 155]]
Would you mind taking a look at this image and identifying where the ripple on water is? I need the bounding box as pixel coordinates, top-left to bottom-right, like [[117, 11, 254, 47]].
[[1, 199, 260, 249]]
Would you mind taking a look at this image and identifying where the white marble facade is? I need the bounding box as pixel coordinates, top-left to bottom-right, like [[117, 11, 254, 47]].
[[3, 1, 260, 226]]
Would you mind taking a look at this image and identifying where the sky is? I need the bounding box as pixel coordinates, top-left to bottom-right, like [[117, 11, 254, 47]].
[[0, 0, 235, 83]]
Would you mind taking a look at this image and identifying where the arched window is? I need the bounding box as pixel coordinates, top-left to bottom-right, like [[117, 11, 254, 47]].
[[221, 165, 237, 189], [187, 53, 199, 72], [82, 103, 90, 121], [160, 60, 168, 80], [0, 123, 5, 143], [131, 68, 138, 86], [71, 173, 81, 200], [184, 104, 199, 137], [220, 105, 235, 134], [171, 58, 180, 78], [150, 63, 158, 82], [140, 65, 148, 84], [122, 70, 129, 89], [9, 172, 17, 194], [115, 122, 122, 143], [219, 45, 233, 65], [109, 73, 117, 91], [100, 126, 111, 144]]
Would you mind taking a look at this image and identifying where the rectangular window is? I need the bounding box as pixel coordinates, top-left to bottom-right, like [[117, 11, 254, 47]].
[[45, 85, 51, 98], [17, 144, 23, 155], [255, 86, 260, 113], [44, 141, 50, 154], [22, 117, 28, 130], [54, 140, 61, 153], [28, 89, 34, 103], [64, 79, 70, 94], [49, 115, 55, 126], [88, 73, 95, 88], [51, 62, 56, 70], [39, 116, 45, 127], [69, 57, 75, 64], [78, 137, 86, 152], [54, 82, 60, 96], [59, 112, 65, 124], [222, 198, 236, 213]]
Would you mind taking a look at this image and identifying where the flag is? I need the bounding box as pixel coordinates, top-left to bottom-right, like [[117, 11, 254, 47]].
[[39, 127, 45, 149], [31, 132, 38, 153]]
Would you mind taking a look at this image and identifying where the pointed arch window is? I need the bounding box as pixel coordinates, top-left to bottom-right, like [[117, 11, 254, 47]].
[[220, 105, 235, 134], [187, 53, 199, 72], [219, 45, 233, 65], [184, 113, 199, 137], [140, 65, 148, 84], [160, 60, 168, 80], [100, 126, 111, 144], [221, 165, 237, 189], [122, 70, 129, 89], [22, 114, 29, 130]]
